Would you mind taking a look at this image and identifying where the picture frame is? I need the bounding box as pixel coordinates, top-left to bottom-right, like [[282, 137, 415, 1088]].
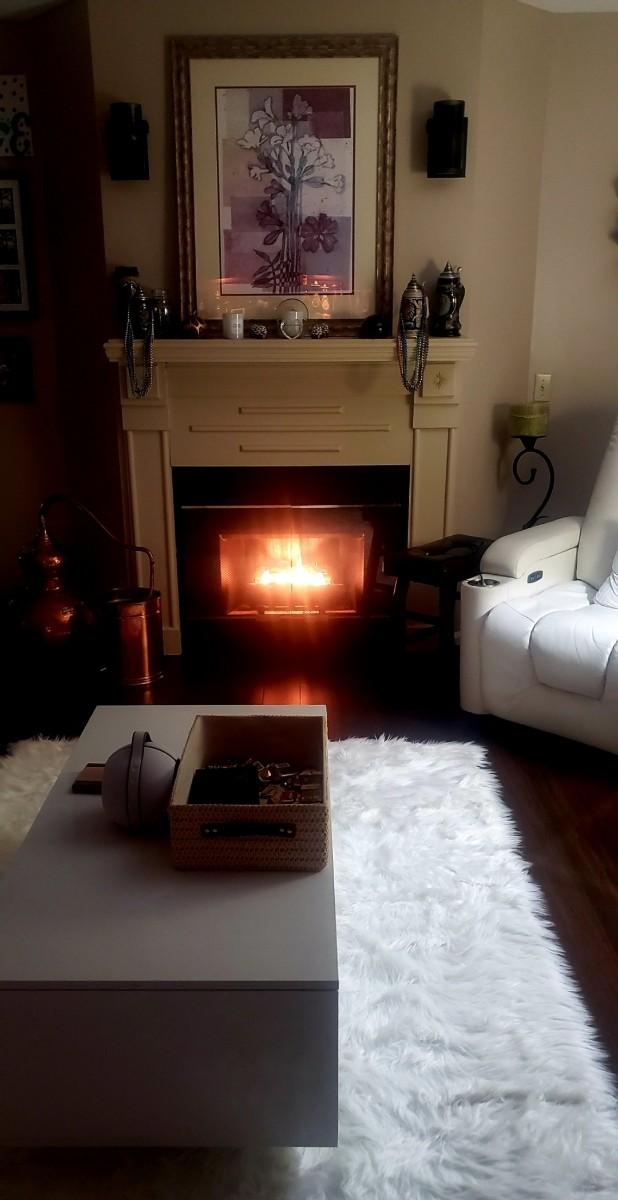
[[0, 177, 30, 314], [171, 34, 397, 336]]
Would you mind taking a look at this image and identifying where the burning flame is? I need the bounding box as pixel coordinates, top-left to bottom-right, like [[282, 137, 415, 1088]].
[[254, 539, 331, 588]]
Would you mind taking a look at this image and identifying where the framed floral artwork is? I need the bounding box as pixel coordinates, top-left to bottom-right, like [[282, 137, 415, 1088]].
[[171, 35, 397, 335]]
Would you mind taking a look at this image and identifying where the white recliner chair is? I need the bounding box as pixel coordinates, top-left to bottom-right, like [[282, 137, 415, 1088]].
[[460, 415, 618, 753]]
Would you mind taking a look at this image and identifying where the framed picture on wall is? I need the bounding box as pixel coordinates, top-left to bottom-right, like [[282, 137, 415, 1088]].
[[171, 34, 397, 335], [0, 178, 30, 314]]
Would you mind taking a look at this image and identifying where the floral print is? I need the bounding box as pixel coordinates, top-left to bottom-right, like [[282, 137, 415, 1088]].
[[237, 92, 346, 294], [300, 213, 338, 254]]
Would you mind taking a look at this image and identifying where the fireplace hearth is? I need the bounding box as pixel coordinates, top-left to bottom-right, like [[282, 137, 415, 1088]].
[[173, 466, 409, 642]]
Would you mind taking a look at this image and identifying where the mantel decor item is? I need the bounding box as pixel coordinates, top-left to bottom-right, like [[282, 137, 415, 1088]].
[[277, 296, 308, 339], [222, 309, 244, 339], [171, 34, 397, 336], [431, 261, 464, 337], [359, 313, 389, 338], [182, 310, 209, 338], [509, 403, 555, 528]]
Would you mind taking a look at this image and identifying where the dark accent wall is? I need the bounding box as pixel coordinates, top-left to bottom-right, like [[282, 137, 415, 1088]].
[[0, 0, 128, 593], [0, 15, 67, 589], [33, 0, 127, 550]]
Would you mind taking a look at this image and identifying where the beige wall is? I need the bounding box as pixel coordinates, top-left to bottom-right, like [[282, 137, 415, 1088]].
[[85, 0, 567, 539], [88, 0, 486, 309], [530, 14, 618, 521], [463, 0, 551, 533], [4, 1, 614, 596]]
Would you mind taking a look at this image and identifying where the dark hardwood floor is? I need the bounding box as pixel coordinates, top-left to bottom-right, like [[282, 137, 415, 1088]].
[[3, 626, 617, 1081]]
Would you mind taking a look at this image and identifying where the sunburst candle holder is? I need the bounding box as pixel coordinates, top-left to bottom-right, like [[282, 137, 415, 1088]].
[[276, 298, 309, 339]]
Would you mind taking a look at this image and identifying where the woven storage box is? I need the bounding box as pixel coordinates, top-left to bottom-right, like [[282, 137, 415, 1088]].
[[169, 709, 329, 871]]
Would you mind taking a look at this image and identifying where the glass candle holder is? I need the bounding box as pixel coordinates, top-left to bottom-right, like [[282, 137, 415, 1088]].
[[276, 298, 309, 340], [509, 403, 549, 440]]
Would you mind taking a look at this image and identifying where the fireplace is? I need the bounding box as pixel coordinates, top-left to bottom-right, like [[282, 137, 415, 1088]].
[[173, 466, 409, 638], [105, 336, 476, 653]]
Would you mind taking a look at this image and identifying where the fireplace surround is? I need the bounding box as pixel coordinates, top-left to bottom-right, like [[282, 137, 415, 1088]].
[[104, 337, 476, 653]]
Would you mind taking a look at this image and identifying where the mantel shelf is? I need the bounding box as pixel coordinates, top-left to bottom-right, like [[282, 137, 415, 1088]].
[[104, 336, 477, 367]]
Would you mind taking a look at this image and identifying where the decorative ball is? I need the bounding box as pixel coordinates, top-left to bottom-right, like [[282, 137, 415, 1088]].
[[102, 732, 178, 831], [311, 322, 330, 339], [182, 312, 208, 339], [359, 314, 389, 339], [249, 323, 268, 339]]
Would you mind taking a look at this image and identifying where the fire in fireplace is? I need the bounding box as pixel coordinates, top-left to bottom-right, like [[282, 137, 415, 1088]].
[[173, 466, 409, 638], [219, 532, 365, 615]]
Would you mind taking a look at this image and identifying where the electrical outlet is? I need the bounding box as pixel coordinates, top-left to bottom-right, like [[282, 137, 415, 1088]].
[[534, 373, 551, 404]]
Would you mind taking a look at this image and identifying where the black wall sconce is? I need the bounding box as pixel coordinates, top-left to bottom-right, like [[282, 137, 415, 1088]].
[[426, 100, 467, 178], [107, 102, 149, 181]]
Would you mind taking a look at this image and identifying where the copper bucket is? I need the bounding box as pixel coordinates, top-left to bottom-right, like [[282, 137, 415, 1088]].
[[103, 587, 164, 687]]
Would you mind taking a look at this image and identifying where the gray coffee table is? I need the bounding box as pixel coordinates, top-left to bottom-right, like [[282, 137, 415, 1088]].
[[0, 705, 338, 1147]]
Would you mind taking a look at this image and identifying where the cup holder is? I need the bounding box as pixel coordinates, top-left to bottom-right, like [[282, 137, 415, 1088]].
[[467, 575, 500, 588]]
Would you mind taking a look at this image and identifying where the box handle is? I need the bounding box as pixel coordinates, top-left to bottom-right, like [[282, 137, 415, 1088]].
[[200, 821, 296, 839]]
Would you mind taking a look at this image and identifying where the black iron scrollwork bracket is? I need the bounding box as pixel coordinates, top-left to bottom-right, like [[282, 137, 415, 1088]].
[[512, 435, 555, 529]]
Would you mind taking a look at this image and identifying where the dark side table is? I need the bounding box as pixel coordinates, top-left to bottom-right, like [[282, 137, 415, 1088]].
[[384, 534, 491, 652]]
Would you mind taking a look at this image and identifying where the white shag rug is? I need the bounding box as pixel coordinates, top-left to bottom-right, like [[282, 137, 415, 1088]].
[[0, 736, 616, 1200]]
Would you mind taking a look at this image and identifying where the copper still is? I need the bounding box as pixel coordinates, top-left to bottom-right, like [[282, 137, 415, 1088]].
[[19, 523, 93, 644], [19, 494, 163, 687]]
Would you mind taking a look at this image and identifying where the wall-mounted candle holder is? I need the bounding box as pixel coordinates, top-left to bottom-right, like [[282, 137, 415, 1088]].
[[509, 404, 555, 528]]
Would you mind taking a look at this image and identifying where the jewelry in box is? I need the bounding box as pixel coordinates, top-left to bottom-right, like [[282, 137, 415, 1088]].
[[187, 759, 323, 806]]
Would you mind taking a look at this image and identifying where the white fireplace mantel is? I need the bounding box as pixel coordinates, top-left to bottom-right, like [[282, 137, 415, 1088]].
[[105, 337, 477, 654], [104, 338, 477, 366]]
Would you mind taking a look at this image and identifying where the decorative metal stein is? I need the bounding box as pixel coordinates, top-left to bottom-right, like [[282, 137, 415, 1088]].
[[400, 274, 427, 333], [432, 262, 465, 337]]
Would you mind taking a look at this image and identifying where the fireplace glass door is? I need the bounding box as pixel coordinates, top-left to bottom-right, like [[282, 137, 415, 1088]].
[[173, 466, 409, 630], [220, 529, 365, 616]]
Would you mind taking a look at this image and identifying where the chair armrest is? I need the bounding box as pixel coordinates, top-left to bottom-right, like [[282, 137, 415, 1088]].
[[481, 517, 583, 579], [460, 572, 557, 715]]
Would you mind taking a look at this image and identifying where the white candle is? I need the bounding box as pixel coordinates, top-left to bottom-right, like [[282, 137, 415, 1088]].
[[222, 310, 244, 339]]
